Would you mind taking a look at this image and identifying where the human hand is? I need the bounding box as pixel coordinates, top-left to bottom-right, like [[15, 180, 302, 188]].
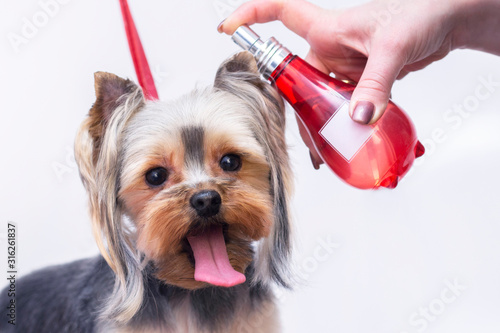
[[218, 0, 499, 168]]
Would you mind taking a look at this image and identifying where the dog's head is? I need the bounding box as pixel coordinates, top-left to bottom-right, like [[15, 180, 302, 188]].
[[75, 52, 292, 322]]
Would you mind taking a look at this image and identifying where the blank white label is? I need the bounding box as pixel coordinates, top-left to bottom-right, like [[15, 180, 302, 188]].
[[319, 102, 375, 162]]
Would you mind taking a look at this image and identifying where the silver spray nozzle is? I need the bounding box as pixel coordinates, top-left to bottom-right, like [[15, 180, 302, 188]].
[[231, 25, 291, 81], [231, 25, 264, 54]]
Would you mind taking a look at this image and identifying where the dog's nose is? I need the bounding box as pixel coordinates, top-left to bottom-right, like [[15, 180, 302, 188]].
[[190, 190, 222, 218]]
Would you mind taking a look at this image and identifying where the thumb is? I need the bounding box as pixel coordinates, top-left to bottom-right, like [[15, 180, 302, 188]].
[[350, 46, 405, 124]]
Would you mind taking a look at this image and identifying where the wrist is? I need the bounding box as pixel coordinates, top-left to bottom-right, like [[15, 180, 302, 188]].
[[450, 0, 500, 54]]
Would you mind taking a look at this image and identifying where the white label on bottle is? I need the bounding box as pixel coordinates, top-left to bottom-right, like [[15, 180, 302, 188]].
[[319, 102, 375, 162]]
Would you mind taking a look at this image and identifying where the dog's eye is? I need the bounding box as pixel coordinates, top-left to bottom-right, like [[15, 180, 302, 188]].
[[145, 167, 168, 186], [219, 154, 242, 172]]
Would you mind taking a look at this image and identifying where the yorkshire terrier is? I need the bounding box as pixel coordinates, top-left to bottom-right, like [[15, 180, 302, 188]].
[[1, 52, 293, 332]]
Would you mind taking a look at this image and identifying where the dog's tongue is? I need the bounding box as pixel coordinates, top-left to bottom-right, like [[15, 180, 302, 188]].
[[187, 225, 246, 287]]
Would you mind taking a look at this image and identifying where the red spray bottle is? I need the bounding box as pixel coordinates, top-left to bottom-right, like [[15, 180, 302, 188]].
[[231, 26, 424, 190]]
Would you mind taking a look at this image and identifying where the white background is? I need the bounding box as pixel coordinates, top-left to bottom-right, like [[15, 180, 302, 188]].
[[1, 0, 500, 332]]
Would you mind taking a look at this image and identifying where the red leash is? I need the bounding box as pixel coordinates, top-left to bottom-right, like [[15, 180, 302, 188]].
[[119, 0, 158, 100]]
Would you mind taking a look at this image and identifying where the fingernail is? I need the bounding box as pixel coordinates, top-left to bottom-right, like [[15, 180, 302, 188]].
[[352, 101, 375, 124], [217, 19, 226, 33], [309, 151, 320, 170]]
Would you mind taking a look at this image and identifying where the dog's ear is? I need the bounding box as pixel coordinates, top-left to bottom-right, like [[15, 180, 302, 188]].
[[87, 72, 142, 163], [214, 52, 283, 117], [214, 51, 259, 84], [214, 51, 272, 95], [91, 72, 138, 119], [215, 52, 294, 288], [76, 71, 143, 193]]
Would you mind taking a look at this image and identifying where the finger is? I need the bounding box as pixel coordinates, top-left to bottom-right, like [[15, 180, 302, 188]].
[[396, 69, 410, 80], [350, 45, 406, 124], [305, 51, 366, 83], [304, 50, 331, 75], [219, 0, 323, 37], [330, 71, 361, 85], [296, 114, 324, 169]]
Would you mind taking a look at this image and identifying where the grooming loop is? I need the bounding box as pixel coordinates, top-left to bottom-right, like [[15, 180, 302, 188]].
[[119, 0, 158, 100]]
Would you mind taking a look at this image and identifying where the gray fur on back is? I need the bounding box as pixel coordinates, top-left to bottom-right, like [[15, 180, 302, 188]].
[[0, 256, 113, 333]]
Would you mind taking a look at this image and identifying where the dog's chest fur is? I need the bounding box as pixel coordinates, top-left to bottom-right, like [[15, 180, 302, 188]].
[[105, 295, 279, 333], [100, 262, 281, 332]]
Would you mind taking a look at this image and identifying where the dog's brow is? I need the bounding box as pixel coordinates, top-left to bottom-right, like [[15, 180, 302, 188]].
[[181, 126, 205, 170]]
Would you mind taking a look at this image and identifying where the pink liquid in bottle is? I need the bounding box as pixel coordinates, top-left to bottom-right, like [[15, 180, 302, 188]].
[[232, 26, 424, 189]]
